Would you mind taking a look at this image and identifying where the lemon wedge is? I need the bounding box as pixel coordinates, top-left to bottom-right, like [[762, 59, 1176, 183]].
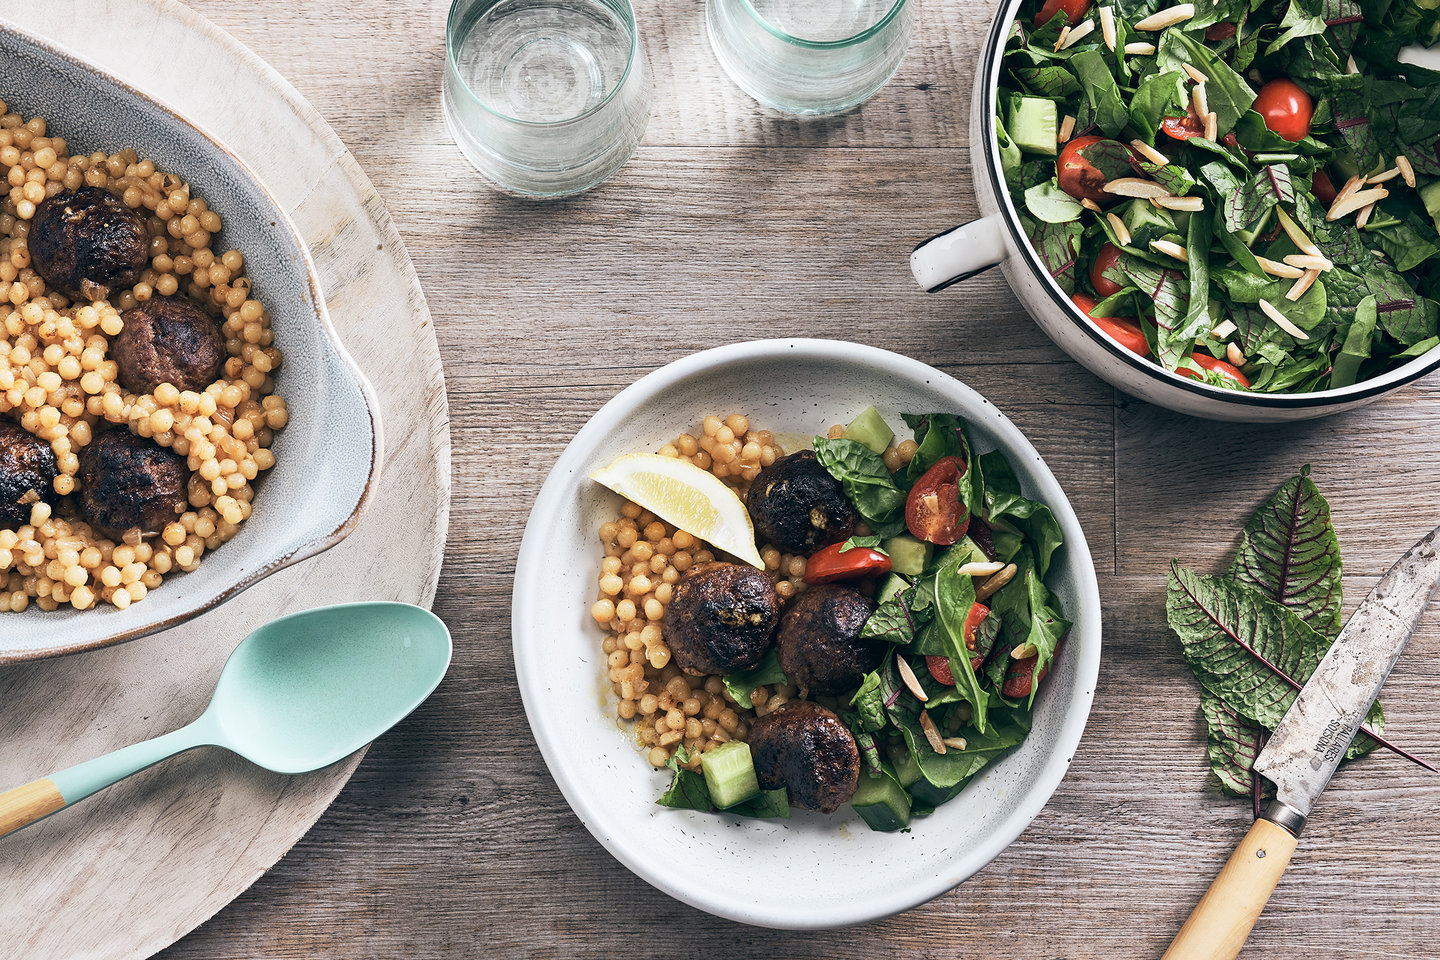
[[589, 453, 764, 569]]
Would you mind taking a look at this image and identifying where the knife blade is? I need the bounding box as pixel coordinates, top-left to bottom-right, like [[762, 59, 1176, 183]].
[[1163, 523, 1440, 960], [1253, 522, 1440, 826]]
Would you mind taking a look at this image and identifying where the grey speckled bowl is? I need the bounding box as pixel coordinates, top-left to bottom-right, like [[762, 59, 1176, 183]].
[[0, 21, 382, 661]]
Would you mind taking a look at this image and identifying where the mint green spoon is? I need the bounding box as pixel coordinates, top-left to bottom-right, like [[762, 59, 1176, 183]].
[[0, 601, 451, 839]]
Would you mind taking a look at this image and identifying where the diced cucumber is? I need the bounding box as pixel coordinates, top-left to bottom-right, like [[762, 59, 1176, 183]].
[[843, 406, 894, 455], [882, 534, 931, 577], [908, 774, 970, 808], [876, 573, 910, 606], [936, 536, 989, 570], [1421, 181, 1440, 234], [851, 765, 912, 832], [701, 740, 761, 809], [1121, 198, 1175, 249], [893, 750, 923, 789], [1008, 96, 1058, 156]]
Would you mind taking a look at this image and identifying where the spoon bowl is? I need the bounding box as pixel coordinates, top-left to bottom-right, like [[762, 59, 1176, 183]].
[[0, 602, 451, 839]]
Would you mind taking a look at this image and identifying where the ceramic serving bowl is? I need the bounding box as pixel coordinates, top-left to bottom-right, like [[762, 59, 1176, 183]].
[[908, 0, 1440, 423], [0, 21, 381, 661], [511, 338, 1101, 929]]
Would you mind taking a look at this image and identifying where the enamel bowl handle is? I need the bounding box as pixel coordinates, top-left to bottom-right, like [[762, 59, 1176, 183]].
[[910, 215, 1008, 293]]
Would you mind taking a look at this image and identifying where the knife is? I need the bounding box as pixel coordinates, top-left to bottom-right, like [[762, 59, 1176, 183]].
[[1162, 523, 1440, 960]]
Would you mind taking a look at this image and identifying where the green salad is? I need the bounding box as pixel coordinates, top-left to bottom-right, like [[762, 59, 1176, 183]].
[[997, 0, 1440, 393], [657, 410, 1070, 831]]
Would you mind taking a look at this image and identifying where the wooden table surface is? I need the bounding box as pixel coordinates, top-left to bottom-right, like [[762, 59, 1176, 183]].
[[151, 0, 1440, 957]]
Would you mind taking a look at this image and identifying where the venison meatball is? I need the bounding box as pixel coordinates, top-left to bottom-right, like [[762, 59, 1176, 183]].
[[112, 296, 226, 394], [77, 431, 189, 540], [776, 584, 881, 696], [29, 187, 148, 300], [745, 450, 856, 554], [0, 421, 59, 525], [665, 561, 780, 675], [748, 700, 860, 814]]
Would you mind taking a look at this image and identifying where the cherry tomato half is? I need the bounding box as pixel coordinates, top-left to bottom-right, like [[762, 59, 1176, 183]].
[[1035, 0, 1091, 27], [924, 603, 991, 685], [1071, 293, 1150, 357], [905, 456, 970, 546], [1312, 168, 1338, 207], [1161, 113, 1206, 141], [1179, 353, 1252, 389], [1089, 242, 1124, 299], [803, 542, 892, 584], [1253, 78, 1313, 142], [1056, 135, 1114, 206], [1002, 653, 1052, 699]]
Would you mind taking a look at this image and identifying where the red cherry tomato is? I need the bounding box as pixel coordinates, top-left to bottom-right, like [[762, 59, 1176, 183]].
[[1161, 113, 1206, 141], [1035, 0, 1091, 27], [1089, 242, 1124, 299], [1205, 21, 1237, 41], [905, 456, 970, 546], [1253, 78, 1313, 142], [924, 603, 991, 685], [1056, 135, 1114, 206], [1222, 132, 1240, 148], [1178, 353, 1252, 388], [1312, 168, 1338, 207], [1071, 293, 1150, 357], [803, 542, 892, 584], [1002, 653, 1052, 699]]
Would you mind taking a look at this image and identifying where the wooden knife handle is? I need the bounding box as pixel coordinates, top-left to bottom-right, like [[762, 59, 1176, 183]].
[[0, 778, 66, 839], [1162, 817, 1299, 960]]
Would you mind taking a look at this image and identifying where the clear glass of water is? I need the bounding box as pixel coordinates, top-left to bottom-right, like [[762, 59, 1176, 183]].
[[443, 0, 652, 197], [706, 0, 913, 116]]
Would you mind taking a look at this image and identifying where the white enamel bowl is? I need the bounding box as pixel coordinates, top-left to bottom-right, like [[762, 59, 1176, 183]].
[[909, 0, 1440, 422], [512, 338, 1101, 929]]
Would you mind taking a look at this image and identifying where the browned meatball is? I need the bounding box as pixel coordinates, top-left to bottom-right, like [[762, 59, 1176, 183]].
[[112, 296, 226, 394], [665, 562, 780, 675], [776, 584, 881, 696], [0, 421, 58, 525], [748, 700, 860, 814], [745, 450, 856, 553], [29, 188, 148, 300], [77, 431, 189, 539]]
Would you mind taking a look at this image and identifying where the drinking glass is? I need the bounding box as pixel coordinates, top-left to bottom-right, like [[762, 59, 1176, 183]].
[[706, 0, 913, 116], [443, 0, 652, 197]]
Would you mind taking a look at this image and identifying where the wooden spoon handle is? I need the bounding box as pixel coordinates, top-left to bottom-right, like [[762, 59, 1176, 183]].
[[1162, 817, 1299, 960], [0, 778, 66, 839]]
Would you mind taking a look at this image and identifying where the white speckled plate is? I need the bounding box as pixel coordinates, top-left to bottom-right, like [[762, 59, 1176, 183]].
[[0, 20, 380, 659], [512, 339, 1101, 929]]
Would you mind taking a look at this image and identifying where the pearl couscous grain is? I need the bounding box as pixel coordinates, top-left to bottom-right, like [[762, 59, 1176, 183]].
[[0, 103, 287, 612]]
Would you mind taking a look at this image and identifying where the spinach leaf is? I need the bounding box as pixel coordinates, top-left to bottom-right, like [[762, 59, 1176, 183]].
[[930, 553, 990, 732], [1330, 294, 1377, 388], [843, 710, 885, 775], [1025, 180, 1084, 223], [721, 650, 789, 709], [1223, 165, 1295, 234], [1157, 28, 1256, 135], [1071, 49, 1130, 138], [860, 581, 931, 645], [849, 670, 888, 732], [840, 535, 886, 554], [1023, 216, 1083, 293], [978, 449, 1065, 578], [1130, 70, 1187, 142], [812, 436, 908, 536]]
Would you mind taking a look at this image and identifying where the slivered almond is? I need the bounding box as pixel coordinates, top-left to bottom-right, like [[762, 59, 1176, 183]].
[[1054, 24, 1072, 51], [1182, 62, 1208, 84], [1130, 139, 1170, 166], [1124, 41, 1157, 55], [942, 737, 969, 751], [1357, 202, 1376, 229], [1286, 268, 1321, 302], [919, 710, 946, 754], [1134, 3, 1193, 30], [958, 560, 1006, 578], [1104, 177, 1171, 198], [1155, 195, 1204, 211], [1211, 319, 1238, 339], [1106, 212, 1132, 246], [1150, 239, 1188, 262], [1283, 253, 1333, 272], [1204, 111, 1218, 141], [1059, 113, 1076, 144], [1256, 255, 1304, 279], [1011, 642, 1038, 660], [1057, 18, 1095, 49], [1099, 6, 1116, 50], [896, 655, 928, 702], [1397, 155, 1416, 188], [1275, 207, 1321, 257], [1081, 197, 1103, 213], [1192, 82, 1209, 121], [1333, 173, 1364, 207], [1328, 187, 1388, 221], [1226, 343, 1246, 367], [1368, 167, 1401, 184], [1346, 54, 1359, 75], [975, 563, 1018, 602], [1259, 298, 1310, 340]]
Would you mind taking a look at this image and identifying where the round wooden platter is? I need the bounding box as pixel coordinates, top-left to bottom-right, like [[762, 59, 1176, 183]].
[[0, 1, 451, 957]]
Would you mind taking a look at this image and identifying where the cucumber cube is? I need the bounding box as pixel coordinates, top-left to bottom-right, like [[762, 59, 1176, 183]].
[[882, 534, 932, 577], [701, 740, 761, 809], [1009, 96, 1058, 156], [843, 406, 894, 455], [851, 765, 912, 832]]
